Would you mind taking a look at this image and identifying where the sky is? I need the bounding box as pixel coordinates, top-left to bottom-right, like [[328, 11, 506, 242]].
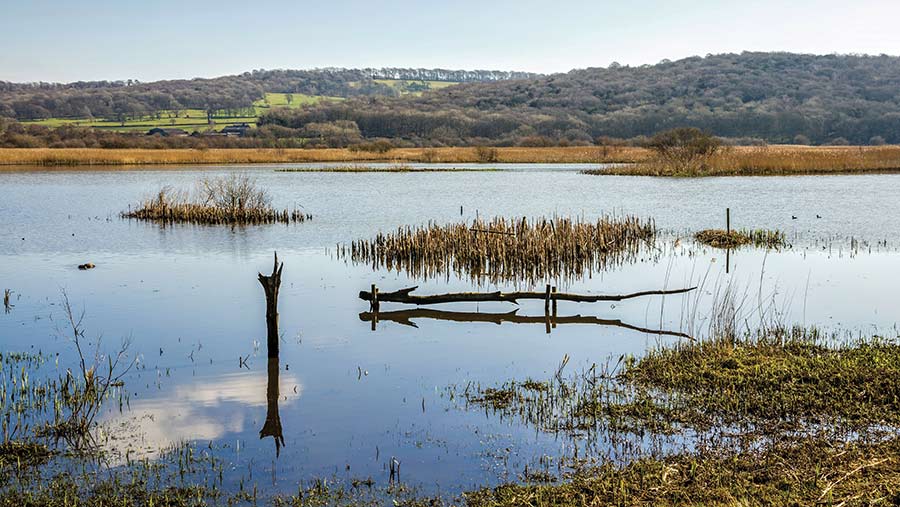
[[3, 0, 900, 83]]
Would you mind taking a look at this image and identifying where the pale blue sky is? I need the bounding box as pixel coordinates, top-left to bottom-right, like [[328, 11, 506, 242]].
[[2, 0, 900, 82]]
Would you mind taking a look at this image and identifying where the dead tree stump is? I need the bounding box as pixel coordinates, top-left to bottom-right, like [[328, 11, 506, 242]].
[[258, 252, 284, 358]]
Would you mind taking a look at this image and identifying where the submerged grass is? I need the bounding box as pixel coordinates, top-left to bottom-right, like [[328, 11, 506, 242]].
[[694, 228, 786, 249], [0, 440, 54, 468], [343, 215, 656, 284]]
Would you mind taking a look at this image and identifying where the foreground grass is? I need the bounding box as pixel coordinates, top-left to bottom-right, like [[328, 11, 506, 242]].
[[598, 145, 900, 176], [463, 330, 900, 437], [694, 228, 786, 249], [6, 330, 900, 505], [0, 146, 647, 166], [465, 434, 900, 506], [461, 331, 900, 505]]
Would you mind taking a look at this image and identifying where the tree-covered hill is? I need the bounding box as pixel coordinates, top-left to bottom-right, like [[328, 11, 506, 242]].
[[260, 52, 900, 145], [0, 68, 539, 121]]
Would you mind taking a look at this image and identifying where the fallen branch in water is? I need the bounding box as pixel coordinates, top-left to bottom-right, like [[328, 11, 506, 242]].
[[359, 285, 696, 305]]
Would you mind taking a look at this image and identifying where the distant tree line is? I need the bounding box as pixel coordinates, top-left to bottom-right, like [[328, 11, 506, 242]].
[[0, 68, 538, 123]]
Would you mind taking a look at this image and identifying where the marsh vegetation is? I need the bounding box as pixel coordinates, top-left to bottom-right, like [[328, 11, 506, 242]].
[[122, 174, 310, 225], [343, 215, 656, 284]]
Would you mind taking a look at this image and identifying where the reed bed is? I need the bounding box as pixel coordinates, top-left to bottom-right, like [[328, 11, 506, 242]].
[[274, 164, 493, 172], [122, 174, 311, 225], [342, 215, 656, 284], [123, 201, 310, 225], [0, 146, 649, 167], [597, 145, 900, 176], [694, 228, 786, 249]]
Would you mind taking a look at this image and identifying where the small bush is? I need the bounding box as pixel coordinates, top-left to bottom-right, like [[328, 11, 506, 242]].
[[348, 139, 394, 154], [648, 127, 722, 170], [474, 146, 499, 163]]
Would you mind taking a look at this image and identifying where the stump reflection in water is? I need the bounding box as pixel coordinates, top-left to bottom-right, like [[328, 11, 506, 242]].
[[259, 357, 285, 456]]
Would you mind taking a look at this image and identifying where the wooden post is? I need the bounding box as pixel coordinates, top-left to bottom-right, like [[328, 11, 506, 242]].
[[544, 284, 551, 314], [371, 284, 379, 330], [551, 286, 557, 328], [258, 252, 284, 358], [726, 208, 731, 235]]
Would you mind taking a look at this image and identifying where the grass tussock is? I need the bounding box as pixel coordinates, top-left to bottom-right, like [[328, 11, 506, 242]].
[[0, 146, 648, 167], [122, 174, 311, 225], [0, 440, 54, 468], [598, 145, 900, 176], [694, 228, 786, 249], [343, 215, 656, 283]]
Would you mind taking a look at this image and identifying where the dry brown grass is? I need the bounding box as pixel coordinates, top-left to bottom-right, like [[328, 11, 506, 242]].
[[0, 146, 649, 167], [602, 145, 900, 176]]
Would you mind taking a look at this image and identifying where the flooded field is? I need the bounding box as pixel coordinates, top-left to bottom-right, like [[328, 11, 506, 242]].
[[2, 164, 900, 501]]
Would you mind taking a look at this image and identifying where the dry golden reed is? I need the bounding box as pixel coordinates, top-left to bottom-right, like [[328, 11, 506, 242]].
[[0, 146, 648, 167], [601, 145, 900, 176], [343, 215, 656, 283]]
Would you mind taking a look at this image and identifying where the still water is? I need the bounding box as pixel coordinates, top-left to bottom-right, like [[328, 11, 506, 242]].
[[1, 164, 898, 495]]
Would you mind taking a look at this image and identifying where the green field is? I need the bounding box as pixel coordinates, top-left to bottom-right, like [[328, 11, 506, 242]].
[[20, 83, 448, 133], [21, 93, 340, 133]]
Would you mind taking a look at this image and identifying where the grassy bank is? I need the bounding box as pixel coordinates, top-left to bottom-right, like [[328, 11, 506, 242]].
[[0, 146, 647, 167], [461, 330, 900, 506], [600, 145, 900, 176]]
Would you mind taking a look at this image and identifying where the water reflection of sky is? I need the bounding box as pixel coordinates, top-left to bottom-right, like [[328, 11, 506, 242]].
[[2, 165, 899, 495], [102, 369, 301, 462]]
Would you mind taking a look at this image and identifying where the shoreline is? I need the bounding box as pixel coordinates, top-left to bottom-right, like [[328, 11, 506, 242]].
[[1, 146, 900, 176], [0, 146, 647, 167]]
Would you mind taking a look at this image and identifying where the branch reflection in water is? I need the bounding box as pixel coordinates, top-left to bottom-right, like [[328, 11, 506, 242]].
[[360, 308, 692, 339]]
